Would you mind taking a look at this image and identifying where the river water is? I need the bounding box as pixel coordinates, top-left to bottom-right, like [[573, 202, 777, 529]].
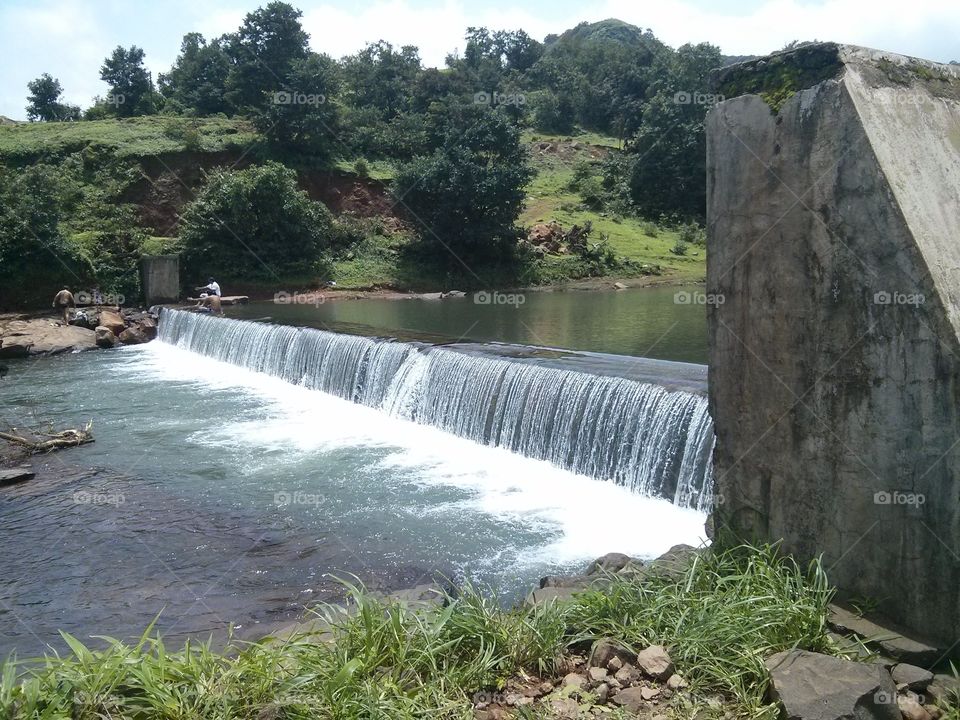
[[0, 287, 710, 658]]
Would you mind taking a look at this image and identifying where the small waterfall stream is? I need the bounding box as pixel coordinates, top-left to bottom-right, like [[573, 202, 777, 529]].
[[159, 309, 715, 510]]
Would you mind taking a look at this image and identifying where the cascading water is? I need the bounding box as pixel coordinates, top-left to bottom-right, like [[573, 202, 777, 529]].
[[159, 309, 715, 511]]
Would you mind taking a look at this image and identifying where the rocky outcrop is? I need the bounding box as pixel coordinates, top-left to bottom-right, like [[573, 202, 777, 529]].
[[707, 43, 960, 644], [0, 309, 159, 357]]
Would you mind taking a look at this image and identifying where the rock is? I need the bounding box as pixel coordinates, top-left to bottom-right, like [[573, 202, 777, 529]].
[[614, 664, 641, 685], [646, 545, 700, 580], [138, 317, 158, 339], [0, 468, 35, 486], [926, 674, 960, 704], [595, 682, 610, 704], [562, 673, 586, 690], [95, 326, 117, 348], [98, 310, 126, 336], [827, 605, 940, 666], [898, 693, 933, 720], [613, 282, 627, 290], [640, 686, 660, 700], [588, 666, 608, 684], [0, 335, 31, 358], [588, 638, 636, 671], [891, 663, 934, 691], [635, 645, 674, 681], [440, 290, 465, 299], [611, 686, 649, 713], [118, 327, 148, 345], [666, 674, 688, 690], [765, 650, 900, 720], [585, 553, 633, 575], [539, 574, 591, 589], [524, 586, 582, 607]]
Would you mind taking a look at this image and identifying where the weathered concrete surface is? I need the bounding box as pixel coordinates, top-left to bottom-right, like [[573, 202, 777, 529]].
[[707, 44, 960, 644], [140, 255, 179, 305]]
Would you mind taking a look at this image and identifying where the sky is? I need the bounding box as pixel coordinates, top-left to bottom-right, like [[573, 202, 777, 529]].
[[1, 0, 958, 120]]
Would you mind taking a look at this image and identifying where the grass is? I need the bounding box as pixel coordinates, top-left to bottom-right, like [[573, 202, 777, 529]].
[[0, 544, 860, 720], [521, 138, 706, 282], [0, 116, 258, 162]]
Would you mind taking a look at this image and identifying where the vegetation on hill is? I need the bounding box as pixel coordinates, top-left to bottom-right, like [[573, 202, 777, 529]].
[[0, 3, 722, 307]]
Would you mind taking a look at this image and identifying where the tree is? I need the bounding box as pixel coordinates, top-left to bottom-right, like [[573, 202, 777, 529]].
[[341, 41, 421, 120], [158, 33, 233, 116], [624, 42, 722, 220], [100, 45, 158, 117], [25, 74, 80, 122], [393, 108, 533, 267], [179, 162, 332, 280], [225, 2, 310, 110], [254, 53, 340, 157]]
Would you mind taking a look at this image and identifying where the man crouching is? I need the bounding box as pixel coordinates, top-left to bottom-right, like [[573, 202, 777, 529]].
[[52, 287, 75, 324]]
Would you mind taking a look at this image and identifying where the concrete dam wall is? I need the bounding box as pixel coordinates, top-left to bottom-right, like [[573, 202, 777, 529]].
[[706, 43, 960, 644]]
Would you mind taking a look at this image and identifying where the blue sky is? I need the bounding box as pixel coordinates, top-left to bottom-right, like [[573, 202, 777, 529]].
[[1, 0, 957, 119]]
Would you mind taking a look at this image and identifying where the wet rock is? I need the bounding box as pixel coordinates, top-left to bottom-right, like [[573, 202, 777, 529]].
[[119, 327, 148, 345], [440, 290, 465, 299], [765, 649, 900, 720], [540, 574, 591, 589], [636, 645, 674, 681], [646, 544, 700, 580], [891, 663, 934, 691], [379, 583, 446, 610], [613, 282, 627, 290], [95, 326, 117, 348], [0, 467, 35, 486], [0, 335, 31, 358], [588, 638, 636, 671], [586, 552, 633, 575], [139, 317, 158, 339]]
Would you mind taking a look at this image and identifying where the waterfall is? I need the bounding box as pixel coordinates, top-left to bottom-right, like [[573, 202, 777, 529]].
[[158, 309, 715, 511]]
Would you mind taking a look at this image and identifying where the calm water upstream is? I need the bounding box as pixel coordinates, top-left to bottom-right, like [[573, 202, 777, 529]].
[[0, 287, 710, 659], [229, 285, 709, 364]]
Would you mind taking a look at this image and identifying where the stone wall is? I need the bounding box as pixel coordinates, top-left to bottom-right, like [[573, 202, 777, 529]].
[[140, 255, 180, 305], [706, 44, 960, 644]]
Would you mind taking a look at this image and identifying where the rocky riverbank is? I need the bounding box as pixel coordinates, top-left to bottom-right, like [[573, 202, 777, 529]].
[[0, 307, 158, 358]]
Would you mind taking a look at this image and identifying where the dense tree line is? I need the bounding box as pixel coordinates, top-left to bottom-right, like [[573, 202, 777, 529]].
[[11, 3, 724, 300]]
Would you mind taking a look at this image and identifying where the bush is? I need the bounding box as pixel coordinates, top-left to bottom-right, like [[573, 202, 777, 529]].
[[641, 220, 659, 238], [670, 239, 689, 256], [179, 162, 333, 281], [679, 221, 706, 245], [353, 158, 370, 178]]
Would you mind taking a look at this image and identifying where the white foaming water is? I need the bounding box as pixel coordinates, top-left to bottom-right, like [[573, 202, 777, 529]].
[[136, 342, 707, 565]]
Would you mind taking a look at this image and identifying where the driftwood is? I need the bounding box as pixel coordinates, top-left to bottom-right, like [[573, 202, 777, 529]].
[[0, 422, 94, 453]]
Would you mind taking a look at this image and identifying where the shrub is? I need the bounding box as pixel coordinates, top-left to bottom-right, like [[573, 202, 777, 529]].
[[179, 161, 333, 280], [679, 221, 706, 245], [670, 239, 689, 256]]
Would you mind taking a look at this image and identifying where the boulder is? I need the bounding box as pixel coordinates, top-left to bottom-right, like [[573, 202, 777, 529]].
[[378, 583, 446, 611], [586, 553, 633, 575], [95, 326, 117, 348], [138, 317, 158, 340], [611, 686, 649, 713], [0, 468, 35, 486], [98, 310, 126, 336], [588, 638, 636, 671], [118, 327, 148, 345], [524, 586, 581, 607], [540, 574, 591, 589], [891, 663, 934, 691], [646, 544, 700, 580], [898, 693, 933, 720], [0, 336, 31, 358], [635, 645, 674, 681], [765, 650, 900, 720]]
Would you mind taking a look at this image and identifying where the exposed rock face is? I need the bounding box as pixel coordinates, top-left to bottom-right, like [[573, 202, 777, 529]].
[[707, 43, 960, 643], [0, 318, 96, 356]]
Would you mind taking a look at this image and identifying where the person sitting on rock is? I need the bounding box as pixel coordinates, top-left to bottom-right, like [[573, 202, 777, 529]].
[[52, 287, 75, 324], [196, 294, 223, 315], [195, 278, 221, 298]]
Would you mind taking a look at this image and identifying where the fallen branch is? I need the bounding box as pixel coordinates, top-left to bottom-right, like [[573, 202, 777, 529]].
[[0, 421, 94, 453]]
